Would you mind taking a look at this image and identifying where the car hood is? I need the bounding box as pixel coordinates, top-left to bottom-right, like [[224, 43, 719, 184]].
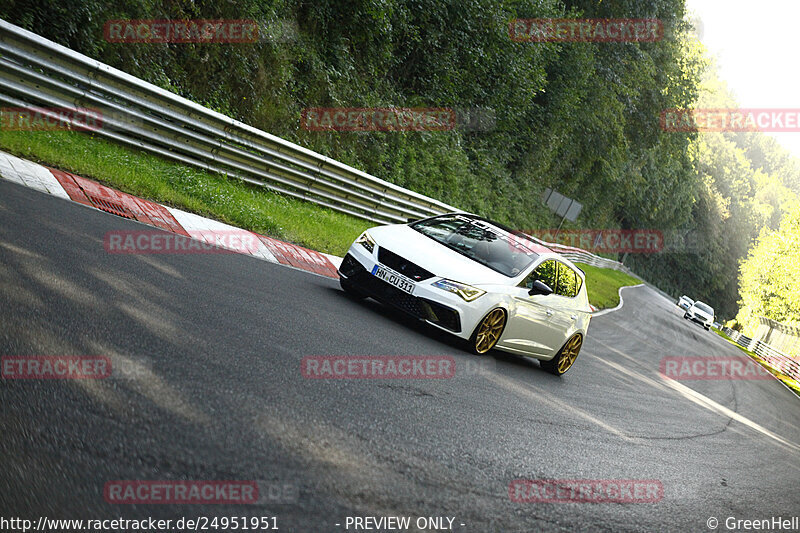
[[369, 224, 516, 286], [691, 308, 713, 320]]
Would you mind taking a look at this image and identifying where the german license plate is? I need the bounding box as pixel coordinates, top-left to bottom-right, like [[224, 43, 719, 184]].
[[372, 264, 415, 294]]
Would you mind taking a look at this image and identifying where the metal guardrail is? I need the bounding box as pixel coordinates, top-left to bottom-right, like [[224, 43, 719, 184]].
[[0, 18, 459, 225], [755, 316, 800, 357], [722, 327, 800, 382]]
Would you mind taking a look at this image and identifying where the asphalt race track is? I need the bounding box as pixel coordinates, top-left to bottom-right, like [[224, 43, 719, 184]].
[[1, 178, 799, 532]]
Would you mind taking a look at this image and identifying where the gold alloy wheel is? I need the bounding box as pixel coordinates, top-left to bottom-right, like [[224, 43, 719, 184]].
[[556, 334, 582, 374], [473, 308, 506, 354]]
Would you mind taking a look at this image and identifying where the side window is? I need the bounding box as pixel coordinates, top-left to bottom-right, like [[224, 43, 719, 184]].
[[522, 259, 558, 292], [555, 262, 578, 297]]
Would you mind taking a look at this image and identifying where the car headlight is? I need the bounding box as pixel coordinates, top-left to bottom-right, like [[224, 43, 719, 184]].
[[355, 231, 375, 253], [432, 279, 486, 302]]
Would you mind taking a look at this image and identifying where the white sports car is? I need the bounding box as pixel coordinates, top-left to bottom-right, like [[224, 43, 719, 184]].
[[677, 295, 694, 310], [684, 301, 714, 330], [338, 213, 592, 375]]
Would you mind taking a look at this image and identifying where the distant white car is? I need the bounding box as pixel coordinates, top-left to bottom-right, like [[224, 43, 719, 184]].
[[684, 301, 714, 330], [677, 295, 694, 310], [338, 213, 592, 375]]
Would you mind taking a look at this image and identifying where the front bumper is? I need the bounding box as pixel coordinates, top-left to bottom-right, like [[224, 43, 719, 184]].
[[338, 243, 498, 338], [686, 313, 712, 327]]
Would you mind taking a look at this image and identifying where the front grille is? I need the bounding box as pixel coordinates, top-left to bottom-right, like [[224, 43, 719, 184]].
[[377, 247, 433, 281], [339, 253, 362, 278], [342, 255, 461, 332]]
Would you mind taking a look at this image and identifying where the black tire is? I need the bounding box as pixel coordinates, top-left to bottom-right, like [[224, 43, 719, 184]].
[[468, 308, 507, 355], [683, 313, 689, 319], [540, 334, 583, 376], [340, 277, 366, 299]]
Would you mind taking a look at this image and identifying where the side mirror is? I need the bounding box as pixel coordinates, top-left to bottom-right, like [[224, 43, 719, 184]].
[[528, 280, 553, 296]]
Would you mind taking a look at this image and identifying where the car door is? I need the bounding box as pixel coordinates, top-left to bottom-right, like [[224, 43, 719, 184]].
[[546, 261, 583, 349], [501, 259, 567, 355]]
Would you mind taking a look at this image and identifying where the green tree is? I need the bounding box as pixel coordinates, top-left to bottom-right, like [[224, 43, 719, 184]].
[[736, 203, 800, 333]]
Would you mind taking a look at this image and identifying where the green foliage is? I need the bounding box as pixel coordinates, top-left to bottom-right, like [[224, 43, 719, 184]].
[[724, 319, 742, 332], [735, 204, 800, 334], [574, 262, 641, 309], [628, 62, 800, 320]]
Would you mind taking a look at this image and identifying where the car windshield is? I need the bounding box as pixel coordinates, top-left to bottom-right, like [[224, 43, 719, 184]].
[[696, 302, 713, 314], [410, 214, 540, 277]]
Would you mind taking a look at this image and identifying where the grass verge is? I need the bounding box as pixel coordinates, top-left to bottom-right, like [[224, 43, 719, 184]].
[[0, 130, 370, 256], [574, 262, 642, 310], [711, 328, 800, 395]]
